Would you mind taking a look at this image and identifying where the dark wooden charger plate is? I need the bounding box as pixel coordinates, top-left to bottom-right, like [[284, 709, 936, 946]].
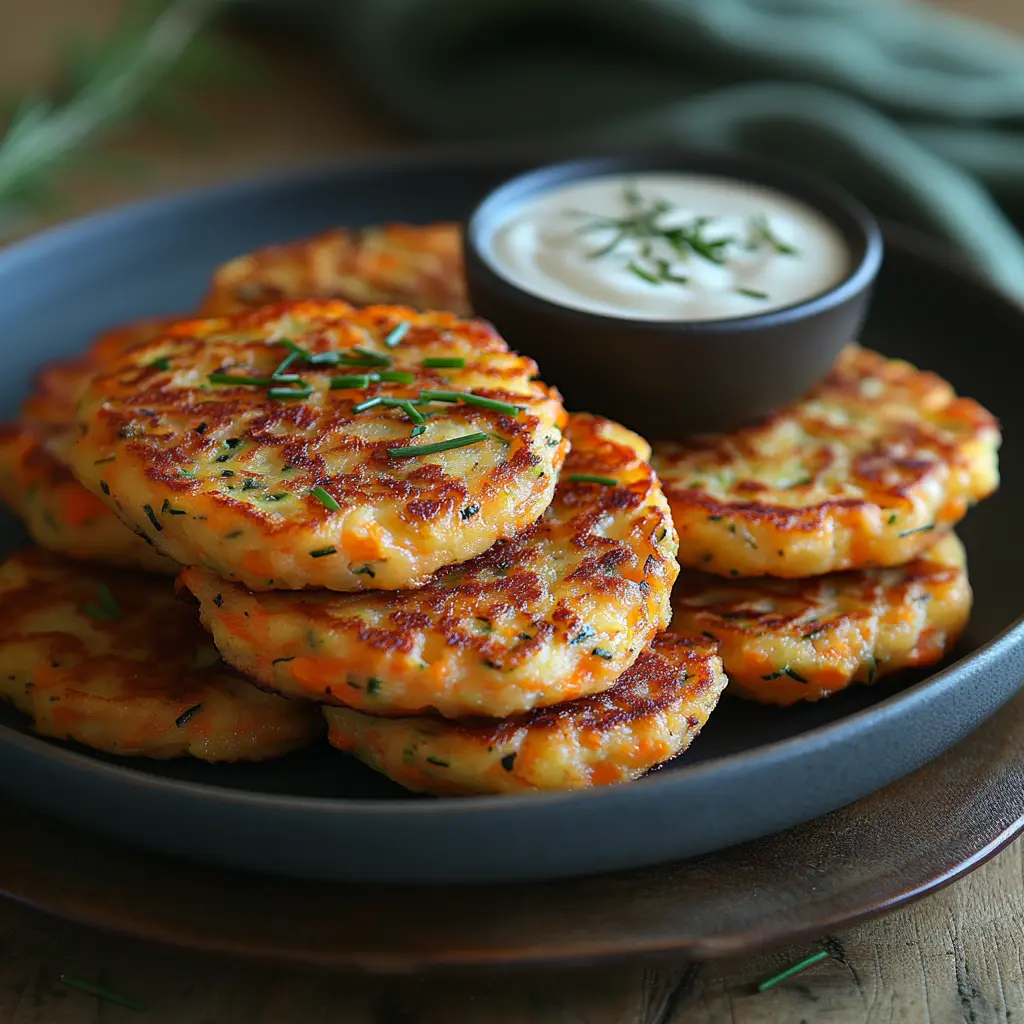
[[2, 680, 1023, 973]]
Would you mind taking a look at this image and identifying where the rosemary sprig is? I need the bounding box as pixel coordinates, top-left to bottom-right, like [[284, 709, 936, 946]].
[[60, 974, 146, 1013], [0, 0, 242, 240]]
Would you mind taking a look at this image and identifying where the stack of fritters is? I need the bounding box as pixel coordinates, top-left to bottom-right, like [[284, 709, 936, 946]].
[[0, 222, 728, 793], [653, 346, 1000, 704]]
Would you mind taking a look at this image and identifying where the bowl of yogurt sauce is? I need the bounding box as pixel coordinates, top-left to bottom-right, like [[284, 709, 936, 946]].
[[463, 151, 883, 437]]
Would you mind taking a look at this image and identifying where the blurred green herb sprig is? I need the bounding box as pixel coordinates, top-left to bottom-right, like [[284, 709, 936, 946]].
[[0, 0, 252, 239]]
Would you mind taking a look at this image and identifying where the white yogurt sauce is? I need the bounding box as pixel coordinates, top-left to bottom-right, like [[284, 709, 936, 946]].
[[482, 173, 851, 322]]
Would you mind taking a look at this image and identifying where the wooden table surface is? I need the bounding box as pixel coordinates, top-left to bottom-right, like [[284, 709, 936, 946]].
[[2, 1, 1023, 1020]]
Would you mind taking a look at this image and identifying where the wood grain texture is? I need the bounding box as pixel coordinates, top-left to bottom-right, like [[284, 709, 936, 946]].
[[0, 0, 1022, 1020]]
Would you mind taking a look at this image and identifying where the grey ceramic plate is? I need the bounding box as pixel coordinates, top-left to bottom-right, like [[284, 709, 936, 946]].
[[0, 152, 1021, 886]]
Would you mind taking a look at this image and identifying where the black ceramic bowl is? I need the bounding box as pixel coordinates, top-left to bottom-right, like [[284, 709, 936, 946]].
[[463, 151, 884, 439]]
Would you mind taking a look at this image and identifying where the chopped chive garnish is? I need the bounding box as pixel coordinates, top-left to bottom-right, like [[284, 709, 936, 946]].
[[148, 357, 171, 370], [501, 752, 517, 771], [308, 351, 342, 366], [82, 583, 121, 622], [399, 400, 425, 425], [269, 386, 313, 400], [761, 666, 809, 682], [209, 373, 274, 387], [281, 339, 308, 357], [420, 389, 523, 415], [175, 703, 203, 727], [410, 424, 427, 437], [384, 321, 410, 348], [376, 370, 416, 384], [272, 350, 302, 377], [627, 260, 662, 285], [423, 357, 465, 369], [209, 373, 302, 387], [756, 950, 829, 992], [737, 287, 770, 300], [351, 346, 391, 366], [899, 523, 935, 538], [748, 213, 798, 256], [59, 975, 146, 1013], [311, 485, 341, 511], [567, 473, 618, 486], [330, 374, 374, 390], [353, 396, 383, 413], [142, 503, 163, 532], [337, 353, 387, 367], [387, 431, 489, 458], [591, 647, 615, 660], [310, 546, 337, 558]]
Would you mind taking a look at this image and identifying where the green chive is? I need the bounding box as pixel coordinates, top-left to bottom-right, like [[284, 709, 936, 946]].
[[310, 546, 337, 558], [423, 357, 465, 369], [737, 288, 769, 300], [398, 400, 425, 425], [419, 389, 523, 415], [175, 703, 202, 727], [387, 431, 489, 458], [82, 583, 120, 622], [311, 485, 340, 511], [384, 321, 410, 348], [272, 350, 302, 377], [269, 386, 313, 400], [376, 370, 416, 384], [756, 950, 829, 992], [353, 397, 383, 413], [351, 346, 391, 366], [410, 424, 427, 437], [899, 524, 935, 538], [281, 339, 309, 357], [591, 647, 614, 659], [627, 260, 661, 285], [309, 351, 342, 366], [148, 357, 171, 371], [209, 373, 298, 387], [59, 975, 146, 1013], [567, 473, 618, 486], [330, 373, 374, 390], [142, 503, 163, 532], [749, 213, 798, 256]]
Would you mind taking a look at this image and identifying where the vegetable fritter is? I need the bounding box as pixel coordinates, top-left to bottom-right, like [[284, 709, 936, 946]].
[[0, 318, 179, 572], [0, 424, 176, 573], [177, 413, 678, 718], [668, 532, 971, 705], [201, 222, 469, 317], [324, 632, 726, 795], [652, 345, 999, 578], [0, 548, 322, 760], [70, 300, 567, 592]]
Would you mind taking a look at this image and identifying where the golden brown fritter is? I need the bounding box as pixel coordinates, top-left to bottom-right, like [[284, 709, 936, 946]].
[[324, 632, 726, 795], [0, 548, 322, 760], [0, 319, 181, 573], [70, 300, 567, 592], [200, 222, 469, 317], [177, 413, 678, 718], [668, 532, 971, 705], [652, 345, 999, 578], [0, 424, 176, 573]]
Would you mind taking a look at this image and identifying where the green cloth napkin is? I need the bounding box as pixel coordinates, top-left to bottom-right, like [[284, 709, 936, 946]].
[[248, 0, 1024, 297]]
